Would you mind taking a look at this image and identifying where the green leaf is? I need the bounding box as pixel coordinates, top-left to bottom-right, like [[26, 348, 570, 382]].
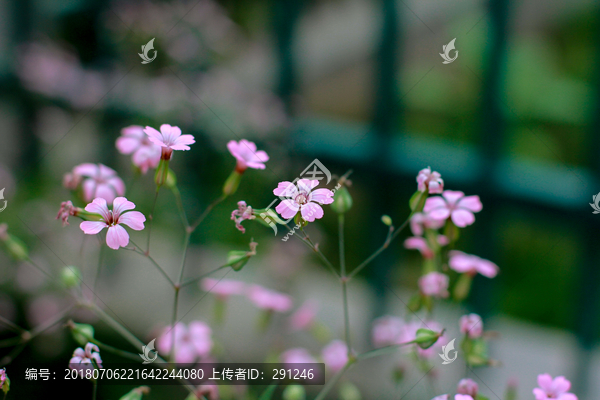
[[258, 383, 278, 400]]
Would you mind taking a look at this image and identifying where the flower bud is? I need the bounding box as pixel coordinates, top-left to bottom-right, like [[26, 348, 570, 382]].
[[338, 382, 361, 400], [457, 378, 478, 398], [120, 386, 150, 400], [166, 168, 177, 189], [414, 328, 442, 349], [381, 215, 393, 226], [331, 186, 353, 214], [69, 321, 95, 346], [283, 385, 306, 400], [453, 273, 473, 302], [60, 266, 82, 288], [225, 241, 257, 271], [0, 224, 29, 261], [154, 158, 170, 187], [463, 337, 489, 367], [409, 190, 427, 212], [223, 170, 243, 196]]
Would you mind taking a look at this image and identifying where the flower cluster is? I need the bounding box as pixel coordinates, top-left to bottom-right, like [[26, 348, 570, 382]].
[[69, 343, 102, 376]]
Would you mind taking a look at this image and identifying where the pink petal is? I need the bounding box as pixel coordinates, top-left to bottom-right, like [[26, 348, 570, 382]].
[[119, 211, 146, 231], [423, 197, 447, 213], [116, 136, 140, 154], [80, 221, 107, 235], [559, 395, 578, 400], [297, 179, 319, 193], [112, 197, 135, 217], [239, 139, 257, 152], [175, 342, 196, 364], [458, 195, 482, 212], [476, 259, 498, 278], [227, 141, 240, 157], [189, 322, 212, 357], [245, 161, 266, 169], [451, 209, 475, 227], [253, 150, 269, 163], [95, 184, 117, 204], [552, 376, 571, 394], [428, 208, 451, 221], [84, 198, 110, 220], [164, 125, 182, 139], [106, 225, 129, 250], [144, 126, 165, 145], [533, 388, 547, 400], [273, 181, 298, 198], [121, 125, 144, 138], [309, 188, 334, 204], [73, 163, 99, 177], [98, 164, 117, 179], [537, 374, 554, 391], [301, 202, 324, 222], [82, 179, 97, 202], [442, 190, 465, 206], [107, 177, 125, 196], [276, 200, 299, 219], [173, 134, 195, 146]]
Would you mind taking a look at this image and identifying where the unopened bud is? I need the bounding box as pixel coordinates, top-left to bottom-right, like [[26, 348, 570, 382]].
[[283, 385, 306, 400], [0, 224, 29, 261], [60, 266, 82, 288], [381, 215, 392, 226], [223, 170, 243, 197], [414, 328, 442, 349], [154, 158, 170, 187], [69, 321, 95, 346], [225, 241, 257, 271], [338, 382, 361, 400], [331, 186, 353, 214]]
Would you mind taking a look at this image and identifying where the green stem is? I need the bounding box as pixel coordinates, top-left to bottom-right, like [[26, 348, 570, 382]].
[[180, 264, 230, 288], [169, 287, 180, 363], [129, 240, 175, 287], [92, 379, 97, 400], [314, 362, 353, 400], [190, 194, 227, 232], [171, 185, 190, 228], [292, 228, 340, 279], [347, 215, 411, 281], [146, 189, 160, 253], [339, 214, 351, 355], [0, 315, 25, 334], [93, 238, 106, 303]]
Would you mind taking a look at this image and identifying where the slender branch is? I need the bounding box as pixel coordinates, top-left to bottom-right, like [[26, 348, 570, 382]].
[[339, 214, 351, 354], [180, 264, 230, 288], [128, 240, 175, 287], [314, 362, 353, 400], [93, 238, 106, 303], [293, 228, 340, 279], [190, 194, 227, 232], [146, 189, 160, 253], [169, 287, 180, 363], [92, 379, 98, 400], [171, 185, 189, 229], [0, 315, 25, 334]]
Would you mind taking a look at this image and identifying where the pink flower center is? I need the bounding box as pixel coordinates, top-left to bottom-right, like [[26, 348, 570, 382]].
[[295, 193, 308, 205], [105, 210, 118, 226]]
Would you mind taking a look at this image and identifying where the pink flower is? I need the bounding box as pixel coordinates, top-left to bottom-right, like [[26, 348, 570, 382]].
[[321, 340, 348, 372], [404, 237, 434, 259], [157, 321, 212, 364], [231, 201, 255, 233], [424, 190, 482, 228], [431, 396, 449, 400], [227, 139, 269, 172], [79, 197, 146, 250], [372, 316, 404, 348], [0, 368, 6, 389], [455, 396, 474, 400], [533, 374, 578, 400], [247, 285, 293, 312], [200, 278, 245, 300], [459, 314, 483, 338], [273, 179, 334, 222], [195, 385, 219, 400], [70, 163, 125, 203], [63, 172, 81, 190], [69, 343, 102, 374], [289, 300, 318, 331], [56, 200, 78, 227], [419, 272, 449, 298], [144, 124, 195, 156], [457, 378, 478, 398], [417, 167, 444, 194], [116, 125, 161, 174], [281, 348, 317, 364], [449, 251, 499, 278], [410, 212, 445, 236]]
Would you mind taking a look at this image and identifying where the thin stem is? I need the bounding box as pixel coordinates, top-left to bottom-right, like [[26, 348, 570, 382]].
[[0, 315, 25, 334], [146, 189, 160, 253], [129, 240, 175, 287], [171, 185, 190, 228], [93, 238, 106, 303], [339, 214, 351, 354], [291, 227, 340, 279], [92, 379, 98, 400], [346, 215, 411, 281], [93, 341, 141, 362], [190, 194, 227, 232], [169, 287, 179, 363], [180, 264, 230, 288], [314, 362, 353, 400]]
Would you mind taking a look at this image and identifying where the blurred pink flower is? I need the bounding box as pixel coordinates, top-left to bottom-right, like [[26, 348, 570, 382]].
[[157, 321, 212, 364], [79, 197, 146, 250], [116, 125, 161, 174], [459, 314, 483, 338], [417, 167, 444, 194], [69, 342, 102, 374], [247, 285, 292, 312], [321, 340, 348, 372], [419, 272, 449, 298], [424, 190, 482, 228], [457, 378, 478, 398], [71, 163, 125, 203], [455, 396, 474, 400], [404, 237, 433, 259], [372, 316, 404, 348], [62, 172, 81, 190], [200, 278, 245, 300], [195, 384, 219, 400], [289, 300, 318, 331], [227, 139, 269, 172], [273, 179, 334, 222], [231, 201, 255, 233], [281, 348, 317, 364], [533, 374, 577, 400], [431, 396, 449, 400], [449, 251, 499, 278], [0, 368, 6, 389], [410, 212, 445, 236], [144, 124, 195, 157]]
